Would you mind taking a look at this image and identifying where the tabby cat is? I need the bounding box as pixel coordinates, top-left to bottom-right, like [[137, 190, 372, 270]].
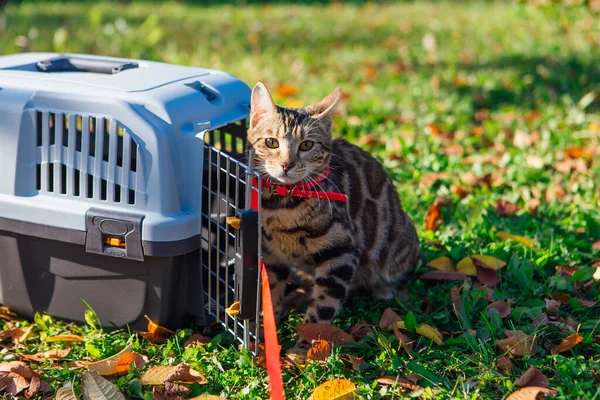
[[248, 82, 420, 326]]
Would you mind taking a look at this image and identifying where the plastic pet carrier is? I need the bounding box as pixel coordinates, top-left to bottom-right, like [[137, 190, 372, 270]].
[[0, 53, 263, 350]]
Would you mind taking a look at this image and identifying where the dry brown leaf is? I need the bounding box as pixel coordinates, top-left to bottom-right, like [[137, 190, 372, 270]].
[[184, 334, 211, 348], [139, 331, 165, 345], [517, 365, 549, 388], [545, 299, 561, 316], [426, 256, 455, 271], [44, 334, 84, 343], [307, 340, 331, 362], [0, 361, 43, 396], [349, 323, 373, 341], [23, 348, 71, 362], [496, 199, 518, 216], [296, 324, 353, 346], [375, 376, 421, 391], [450, 286, 462, 317], [486, 301, 511, 318], [575, 298, 597, 308], [81, 370, 125, 400], [545, 183, 567, 202], [0, 307, 21, 322], [378, 308, 402, 330], [506, 386, 557, 400], [11, 325, 33, 347], [420, 271, 467, 281], [476, 265, 500, 287], [555, 266, 580, 277], [393, 325, 414, 356], [346, 355, 369, 372], [140, 364, 207, 385], [496, 356, 512, 374], [551, 333, 583, 354], [275, 84, 298, 98], [309, 378, 356, 400], [152, 382, 189, 400], [593, 239, 600, 251], [424, 202, 442, 231], [496, 330, 537, 357], [550, 293, 570, 304], [56, 386, 80, 400]]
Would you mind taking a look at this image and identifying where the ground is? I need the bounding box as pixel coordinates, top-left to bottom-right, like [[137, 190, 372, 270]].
[[1, 1, 600, 399]]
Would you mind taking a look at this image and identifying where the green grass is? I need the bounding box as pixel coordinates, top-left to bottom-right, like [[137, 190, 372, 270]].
[[2, 1, 600, 399]]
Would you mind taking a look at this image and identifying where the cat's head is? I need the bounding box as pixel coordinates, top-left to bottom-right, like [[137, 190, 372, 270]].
[[247, 82, 341, 185]]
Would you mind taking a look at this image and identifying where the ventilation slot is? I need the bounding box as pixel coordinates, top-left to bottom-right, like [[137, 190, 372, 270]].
[[34, 110, 142, 207]]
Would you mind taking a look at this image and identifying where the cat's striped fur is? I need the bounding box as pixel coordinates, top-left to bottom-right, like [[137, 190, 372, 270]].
[[248, 82, 420, 326]]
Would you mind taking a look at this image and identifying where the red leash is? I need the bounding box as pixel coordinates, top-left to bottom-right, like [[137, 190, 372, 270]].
[[261, 261, 285, 400], [250, 168, 348, 210]]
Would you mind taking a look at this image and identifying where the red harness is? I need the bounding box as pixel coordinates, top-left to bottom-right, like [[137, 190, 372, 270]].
[[250, 168, 348, 210]]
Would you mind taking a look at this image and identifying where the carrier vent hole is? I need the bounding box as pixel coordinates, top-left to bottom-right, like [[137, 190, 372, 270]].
[[36, 111, 42, 146], [89, 117, 96, 157], [74, 169, 81, 196], [114, 184, 121, 203], [35, 164, 41, 190], [75, 115, 82, 152], [116, 125, 124, 167], [130, 138, 137, 172], [87, 174, 93, 198], [47, 164, 54, 192], [60, 164, 67, 194], [103, 119, 110, 163], [49, 113, 56, 145], [62, 114, 69, 147], [128, 189, 135, 205], [100, 179, 107, 201]]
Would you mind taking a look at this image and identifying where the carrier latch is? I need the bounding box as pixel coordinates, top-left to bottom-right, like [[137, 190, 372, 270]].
[[85, 208, 145, 261]]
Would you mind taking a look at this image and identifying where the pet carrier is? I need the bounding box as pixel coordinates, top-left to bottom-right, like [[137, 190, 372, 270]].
[[0, 52, 262, 349]]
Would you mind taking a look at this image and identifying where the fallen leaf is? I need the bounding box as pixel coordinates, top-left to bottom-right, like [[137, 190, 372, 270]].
[[375, 376, 421, 391], [56, 386, 80, 400], [275, 84, 298, 98], [420, 271, 467, 281], [450, 285, 462, 317], [496, 330, 537, 357], [555, 266, 580, 277], [574, 298, 597, 308], [517, 366, 549, 388], [140, 364, 207, 385], [378, 308, 402, 330], [153, 382, 189, 400], [309, 378, 356, 400], [487, 301, 511, 318], [23, 348, 70, 363], [145, 316, 175, 337], [44, 334, 84, 343], [496, 356, 512, 374], [545, 299, 561, 316], [476, 265, 501, 287], [551, 334, 583, 354], [424, 202, 442, 231], [550, 293, 570, 304], [457, 255, 506, 276], [81, 370, 125, 400], [426, 123, 443, 136], [506, 386, 557, 400], [307, 340, 331, 362], [545, 183, 567, 202], [473, 281, 495, 301], [0, 307, 20, 322], [392, 325, 414, 355], [87, 345, 144, 376], [349, 323, 373, 341], [184, 334, 211, 348], [296, 324, 353, 346], [497, 232, 537, 248], [426, 256, 455, 271], [593, 239, 600, 251], [25, 376, 51, 399], [0, 361, 43, 396], [496, 199, 518, 216], [396, 321, 443, 345], [10, 326, 33, 347], [346, 355, 369, 371]]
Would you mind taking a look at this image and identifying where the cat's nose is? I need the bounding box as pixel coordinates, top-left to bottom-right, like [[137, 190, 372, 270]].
[[281, 162, 294, 172]]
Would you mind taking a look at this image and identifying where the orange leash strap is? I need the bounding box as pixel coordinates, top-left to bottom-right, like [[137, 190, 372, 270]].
[[260, 261, 285, 400]]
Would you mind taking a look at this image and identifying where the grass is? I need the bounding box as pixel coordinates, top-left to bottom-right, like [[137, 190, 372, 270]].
[[2, 0, 600, 399]]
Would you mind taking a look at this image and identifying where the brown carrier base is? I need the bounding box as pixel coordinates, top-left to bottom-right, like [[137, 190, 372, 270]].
[[0, 231, 205, 330]]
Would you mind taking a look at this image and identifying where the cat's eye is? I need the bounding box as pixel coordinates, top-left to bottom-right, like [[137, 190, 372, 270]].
[[265, 138, 279, 149], [299, 141, 314, 151]]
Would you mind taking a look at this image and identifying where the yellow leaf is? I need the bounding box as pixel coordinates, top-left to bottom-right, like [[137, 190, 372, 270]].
[[225, 217, 241, 230], [551, 334, 583, 354], [309, 378, 356, 400], [498, 232, 537, 248], [456, 255, 506, 276], [144, 315, 175, 337], [395, 321, 443, 345], [426, 256, 454, 271], [225, 301, 240, 317], [45, 334, 84, 343]]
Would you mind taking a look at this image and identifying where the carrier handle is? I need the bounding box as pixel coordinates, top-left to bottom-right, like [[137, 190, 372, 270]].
[[36, 56, 139, 75]]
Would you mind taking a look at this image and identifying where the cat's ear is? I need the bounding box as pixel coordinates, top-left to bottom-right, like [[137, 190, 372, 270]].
[[305, 87, 342, 119], [250, 82, 277, 128]]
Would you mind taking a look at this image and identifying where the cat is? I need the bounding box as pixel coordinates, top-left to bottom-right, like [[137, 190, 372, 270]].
[[247, 82, 420, 327]]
